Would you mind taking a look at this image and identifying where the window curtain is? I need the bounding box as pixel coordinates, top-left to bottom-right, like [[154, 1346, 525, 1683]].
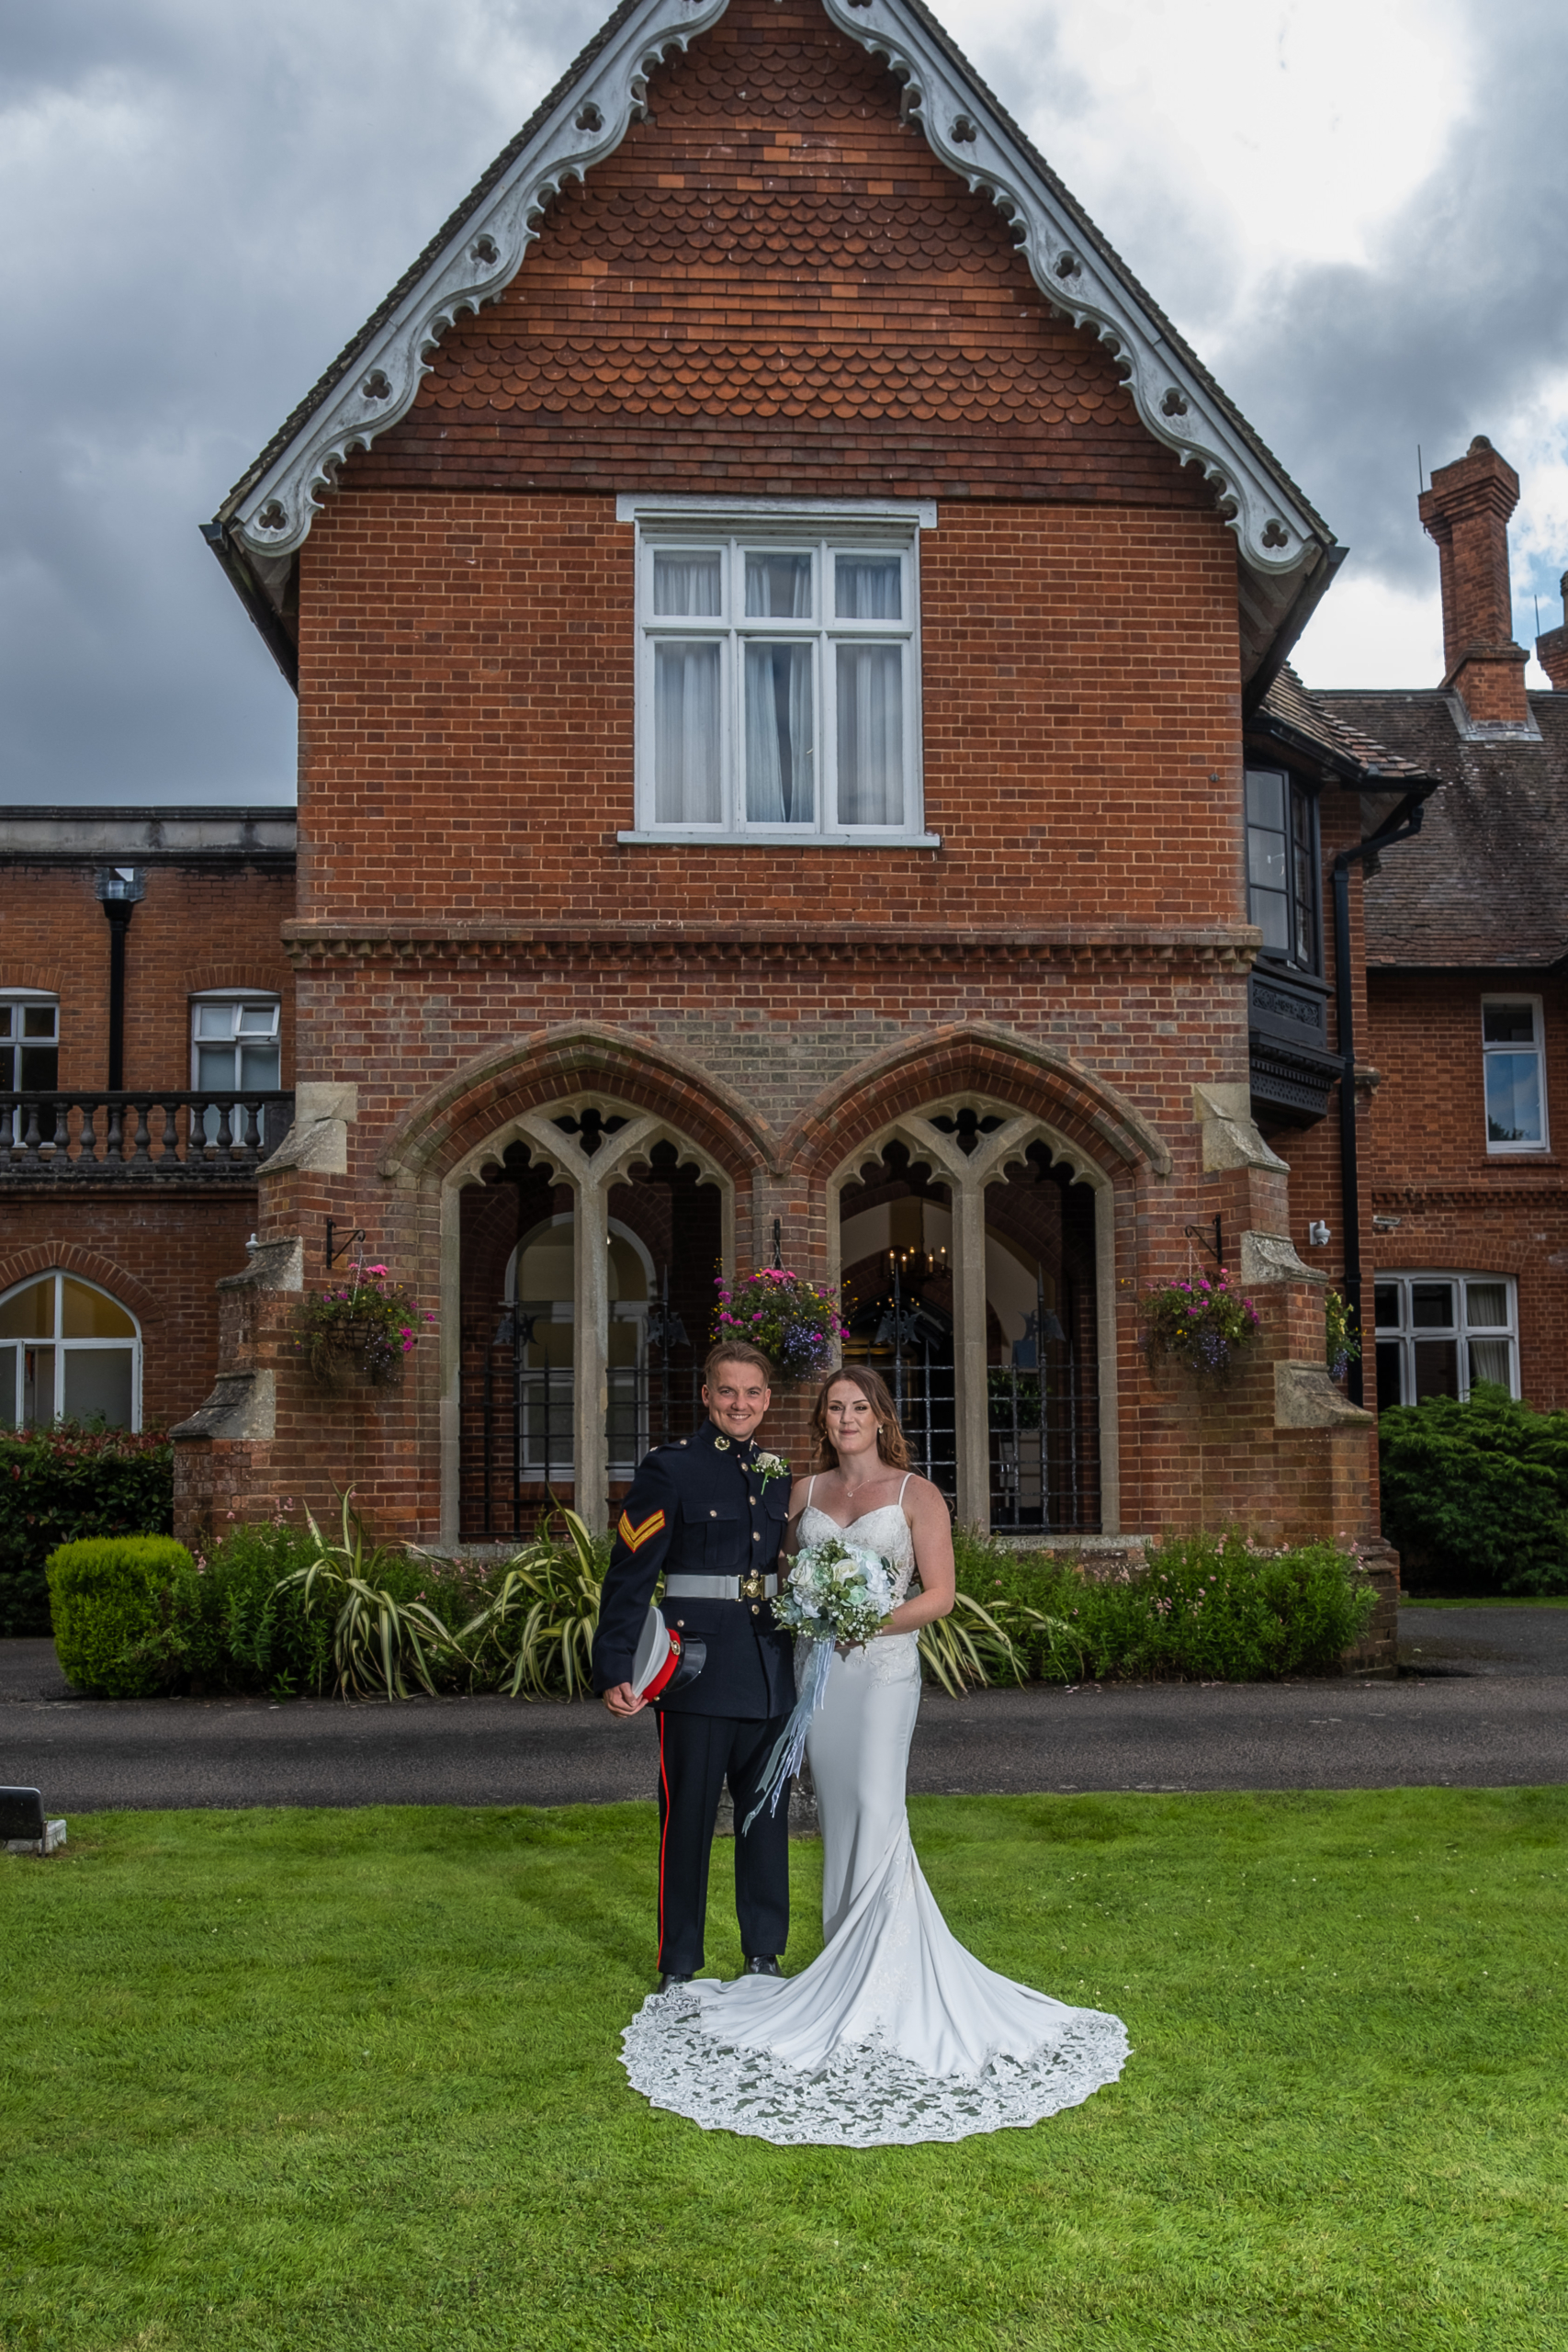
[[654, 553, 721, 616], [655, 643, 722, 823], [835, 556, 901, 619], [837, 644, 903, 825], [1469, 1338, 1512, 1389], [745, 644, 814, 823]]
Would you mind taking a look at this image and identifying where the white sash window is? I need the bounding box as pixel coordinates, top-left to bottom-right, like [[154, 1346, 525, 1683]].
[[621, 498, 935, 845]]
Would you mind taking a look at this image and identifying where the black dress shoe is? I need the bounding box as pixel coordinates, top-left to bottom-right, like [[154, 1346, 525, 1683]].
[[657, 1971, 694, 1993], [742, 1955, 783, 1978]]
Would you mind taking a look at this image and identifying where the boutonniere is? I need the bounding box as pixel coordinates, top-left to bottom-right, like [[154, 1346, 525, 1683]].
[[752, 1451, 790, 1490]]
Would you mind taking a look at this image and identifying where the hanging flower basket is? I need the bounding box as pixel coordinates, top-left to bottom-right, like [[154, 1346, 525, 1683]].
[[292, 1266, 435, 1390], [1140, 1268, 1260, 1385], [712, 1268, 848, 1385]]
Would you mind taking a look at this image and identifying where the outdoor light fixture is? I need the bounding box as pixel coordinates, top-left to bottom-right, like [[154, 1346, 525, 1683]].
[[1307, 1219, 1331, 1247], [94, 868, 146, 1090]]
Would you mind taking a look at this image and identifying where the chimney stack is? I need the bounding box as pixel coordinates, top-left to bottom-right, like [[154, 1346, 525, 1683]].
[[1538, 571, 1568, 693], [1418, 435, 1530, 724]]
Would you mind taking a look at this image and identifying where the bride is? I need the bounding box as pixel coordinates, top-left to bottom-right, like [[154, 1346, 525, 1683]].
[[620, 1366, 1129, 2145]]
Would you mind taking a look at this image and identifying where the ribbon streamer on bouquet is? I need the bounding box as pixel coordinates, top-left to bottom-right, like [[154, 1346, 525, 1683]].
[[742, 1632, 834, 1834]]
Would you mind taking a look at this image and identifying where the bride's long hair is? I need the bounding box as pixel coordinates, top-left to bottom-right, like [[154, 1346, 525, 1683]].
[[809, 1366, 912, 1473]]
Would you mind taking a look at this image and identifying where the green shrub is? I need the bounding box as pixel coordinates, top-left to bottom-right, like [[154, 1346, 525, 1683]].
[[1378, 1382, 1568, 1596], [0, 1425, 174, 1637], [47, 1536, 193, 1697], [953, 1526, 1377, 1682]]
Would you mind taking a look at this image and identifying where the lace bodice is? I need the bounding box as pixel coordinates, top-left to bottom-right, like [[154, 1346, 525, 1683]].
[[798, 1492, 918, 1607]]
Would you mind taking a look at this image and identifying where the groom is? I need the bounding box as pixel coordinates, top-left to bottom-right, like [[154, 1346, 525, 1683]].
[[592, 1341, 795, 1990]]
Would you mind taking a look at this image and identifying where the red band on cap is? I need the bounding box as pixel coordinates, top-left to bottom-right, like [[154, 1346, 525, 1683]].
[[642, 1626, 682, 1702]]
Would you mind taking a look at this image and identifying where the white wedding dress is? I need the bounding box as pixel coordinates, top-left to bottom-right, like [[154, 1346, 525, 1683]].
[[620, 1488, 1130, 2144]]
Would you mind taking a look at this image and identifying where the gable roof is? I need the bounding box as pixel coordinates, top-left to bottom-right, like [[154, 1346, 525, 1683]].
[[1316, 690, 1568, 971], [208, 0, 1338, 688]]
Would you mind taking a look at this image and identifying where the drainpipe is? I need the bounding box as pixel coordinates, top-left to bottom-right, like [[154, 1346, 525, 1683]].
[[1330, 796, 1426, 1404], [95, 868, 146, 1089]]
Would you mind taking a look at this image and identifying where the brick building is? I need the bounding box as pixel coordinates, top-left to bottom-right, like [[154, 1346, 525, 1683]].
[[0, 809, 295, 1430], [156, 0, 1411, 1566], [1316, 437, 1568, 1415]]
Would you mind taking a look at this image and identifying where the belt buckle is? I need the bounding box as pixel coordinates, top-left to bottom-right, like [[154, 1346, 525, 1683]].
[[739, 1566, 767, 1601]]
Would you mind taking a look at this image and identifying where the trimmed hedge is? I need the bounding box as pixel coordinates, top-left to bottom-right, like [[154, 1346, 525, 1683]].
[[953, 1526, 1379, 1680], [1378, 1382, 1568, 1596], [47, 1537, 194, 1698], [0, 1426, 174, 1636]]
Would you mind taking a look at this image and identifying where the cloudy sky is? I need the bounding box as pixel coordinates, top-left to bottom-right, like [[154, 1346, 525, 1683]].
[[3, 0, 1564, 805]]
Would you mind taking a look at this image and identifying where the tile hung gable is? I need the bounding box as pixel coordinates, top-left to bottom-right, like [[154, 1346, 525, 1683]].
[[355, 0, 1204, 510], [212, 0, 1334, 689]]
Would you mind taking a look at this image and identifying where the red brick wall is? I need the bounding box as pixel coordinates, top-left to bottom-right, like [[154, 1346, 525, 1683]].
[[0, 1196, 259, 1430], [1365, 969, 1568, 1407], [292, 495, 1243, 933], [355, 0, 1211, 514], [0, 862, 295, 1092]]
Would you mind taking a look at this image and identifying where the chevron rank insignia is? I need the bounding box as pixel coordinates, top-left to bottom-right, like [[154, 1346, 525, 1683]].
[[617, 1508, 666, 1554]]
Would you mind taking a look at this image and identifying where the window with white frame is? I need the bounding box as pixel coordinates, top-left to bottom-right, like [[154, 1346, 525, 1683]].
[[1372, 1273, 1517, 1412], [191, 995, 281, 1092], [0, 993, 60, 1091], [624, 503, 931, 841], [0, 1272, 141, 1430], [1482, 997, 1547, 1151]]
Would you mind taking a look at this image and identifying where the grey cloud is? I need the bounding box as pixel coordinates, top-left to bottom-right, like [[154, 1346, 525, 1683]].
[[0, 0, 576, 804], [1211, 0, 1568, 597], [3, 0, 1564, 805]]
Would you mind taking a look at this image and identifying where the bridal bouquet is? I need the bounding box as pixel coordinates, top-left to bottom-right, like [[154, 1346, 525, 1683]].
[[743, 1535, 896, 1832]]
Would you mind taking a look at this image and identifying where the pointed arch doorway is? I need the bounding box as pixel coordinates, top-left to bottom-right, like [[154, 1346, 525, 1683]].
[[831, 1106, 1112, 1534]]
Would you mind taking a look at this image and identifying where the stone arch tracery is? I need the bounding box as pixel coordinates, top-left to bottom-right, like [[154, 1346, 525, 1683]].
[[824, 1092, 1122, 1532], [430, 1052, 750, 1540]]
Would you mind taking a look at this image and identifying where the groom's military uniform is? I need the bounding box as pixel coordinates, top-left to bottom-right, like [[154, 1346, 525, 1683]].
[[592, 1419, 794, 1976]]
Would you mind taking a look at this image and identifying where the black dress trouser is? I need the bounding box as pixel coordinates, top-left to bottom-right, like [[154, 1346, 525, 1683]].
[[655, 1707, 792, 1976]]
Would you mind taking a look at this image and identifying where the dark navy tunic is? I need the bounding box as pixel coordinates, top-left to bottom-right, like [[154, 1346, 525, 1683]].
[[592, 1417, 794, 1719]]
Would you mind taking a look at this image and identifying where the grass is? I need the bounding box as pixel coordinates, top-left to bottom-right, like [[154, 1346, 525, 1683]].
[[2, 1792, 1565, 2352], [1402, 1597, 1568, 1611]]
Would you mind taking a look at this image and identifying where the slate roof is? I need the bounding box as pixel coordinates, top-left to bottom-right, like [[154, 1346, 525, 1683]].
[[1314, 690, 1568, 970]]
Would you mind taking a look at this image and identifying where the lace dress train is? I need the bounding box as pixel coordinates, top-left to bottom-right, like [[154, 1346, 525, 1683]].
[[620, 1499, 1129, 2145]]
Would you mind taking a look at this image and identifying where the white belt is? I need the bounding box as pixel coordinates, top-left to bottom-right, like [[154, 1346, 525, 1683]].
[[664, 1572, 780, 1602]]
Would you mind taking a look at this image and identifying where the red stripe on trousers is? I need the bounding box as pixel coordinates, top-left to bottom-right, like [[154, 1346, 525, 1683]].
[[656, 1706, 671, 1968]]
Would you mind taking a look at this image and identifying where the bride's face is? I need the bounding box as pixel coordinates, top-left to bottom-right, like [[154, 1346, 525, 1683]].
[[825, 1382, 881, 1463]]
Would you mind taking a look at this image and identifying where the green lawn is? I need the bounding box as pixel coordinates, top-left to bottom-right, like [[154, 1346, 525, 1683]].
[[2, 1792, 1565, 2352]]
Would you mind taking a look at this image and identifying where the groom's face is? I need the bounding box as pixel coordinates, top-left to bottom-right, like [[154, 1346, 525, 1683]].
[[703, 1361, 772, 1442]]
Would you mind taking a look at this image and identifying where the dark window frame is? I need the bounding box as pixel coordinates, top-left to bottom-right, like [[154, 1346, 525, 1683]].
[[1245, 764, 1322, 977]]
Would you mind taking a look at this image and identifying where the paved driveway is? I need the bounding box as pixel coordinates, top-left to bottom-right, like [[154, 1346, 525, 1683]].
[[2, 1607, 1563, 1813]]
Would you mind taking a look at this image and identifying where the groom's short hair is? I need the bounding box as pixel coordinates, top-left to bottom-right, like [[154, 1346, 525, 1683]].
[[703, 1340, 773, 1385]]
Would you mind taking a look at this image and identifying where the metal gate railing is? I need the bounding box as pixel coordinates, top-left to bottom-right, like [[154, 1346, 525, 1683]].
[[987, 1279, 1089, 1532]]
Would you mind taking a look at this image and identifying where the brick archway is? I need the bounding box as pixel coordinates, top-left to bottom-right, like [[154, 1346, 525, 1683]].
[[780, 1020, 1172, 1188], [380, 1019, 773, 1191]]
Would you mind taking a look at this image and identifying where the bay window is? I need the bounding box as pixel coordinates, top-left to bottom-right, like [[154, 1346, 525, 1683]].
[[1245, 766, 1319, 973]]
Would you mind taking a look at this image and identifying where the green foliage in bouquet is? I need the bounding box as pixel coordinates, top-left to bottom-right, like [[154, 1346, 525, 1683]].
[[712, 1267, 848, 1382], [1378, 1382, 1568, 1596], [1140, 1268, 1261, 1380], [291, 1263, 435, 1387]]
